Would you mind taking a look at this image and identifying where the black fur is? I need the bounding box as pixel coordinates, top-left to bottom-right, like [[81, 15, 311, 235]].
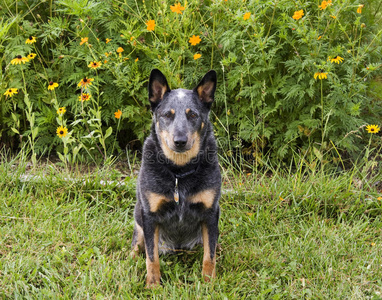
[[131, 69, 221, 286]]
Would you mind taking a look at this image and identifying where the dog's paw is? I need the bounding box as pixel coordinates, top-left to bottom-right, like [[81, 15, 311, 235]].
[[202, 261, 216, 282], [129, 250, 139, 260], [146, 275, 161, 288]]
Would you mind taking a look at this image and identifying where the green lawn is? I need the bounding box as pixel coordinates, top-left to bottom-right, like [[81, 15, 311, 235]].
[[1, 157, 381, 299]]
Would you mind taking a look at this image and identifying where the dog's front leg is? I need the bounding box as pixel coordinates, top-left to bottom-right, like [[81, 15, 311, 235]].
[[143, 220, 160, 287], [202, 217, 219, 282]]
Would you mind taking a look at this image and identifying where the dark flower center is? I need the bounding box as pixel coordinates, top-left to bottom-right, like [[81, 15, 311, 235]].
[[49, 81, 53, 85], [334, 56, 338, 59], [29, 36, 33, 40], [83, 78, 88, 82], [371, 128, 375, 132], [320, 69, 324, 73], [17, 55, 22, 59], [9, 89, 12, 92], [60, 131, 64, 134]]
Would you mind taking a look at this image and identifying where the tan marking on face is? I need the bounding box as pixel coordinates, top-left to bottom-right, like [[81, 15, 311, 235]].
[[170, 109, 175, 114], [146, 192, 170, 212], [130, 223, 145, 259], [188, 189, 216, 209], [159, 131, 200, 166], [202, 223, 216, 281], [186, 108, 190, 114], [145, 227, 160, 287], [201, 122, 205, 130]]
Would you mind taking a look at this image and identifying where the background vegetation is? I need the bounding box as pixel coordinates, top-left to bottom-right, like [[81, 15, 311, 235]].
[[1, 1, 382, 298], [0, 0, 381, 166]]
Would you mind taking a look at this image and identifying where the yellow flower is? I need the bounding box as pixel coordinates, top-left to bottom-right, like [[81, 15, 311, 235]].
[[3, 88, 18, 98], [135, 57, 139, 62], [366, 124, 380, 134], [117, 47, 124, 53], [170, 3, 185, 14], [146, 20, 155, 31], [314, 71, 328, 80], [189, 35, 201, 46], [193, 53, 201, 60], [377, 197, 382, 201], [319, 0, 332, 10], [292, 10, 304, 20], [330, 15, 337, 19], [80, 37, 88, 45], [114, 109, 122, 119], [57, 107, 66, 115], [78, 77, 94, 88], [106, 38, 111, 44], [25, 36, 37, 44], [56, 126, 68, 138], [329, 56, 344, 64], [27, 53, 37, 60], [357, 4, 364, 14], [88, 61, 102, 69], [11, 55, 29, 65], [79, 93, 91, 102], [48, 81, 59, 91], [243, 12, 251, 20], [317, 36, 322, 40]]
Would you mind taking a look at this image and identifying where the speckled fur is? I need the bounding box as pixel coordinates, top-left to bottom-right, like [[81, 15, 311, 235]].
[[131, 69, 221, 287]]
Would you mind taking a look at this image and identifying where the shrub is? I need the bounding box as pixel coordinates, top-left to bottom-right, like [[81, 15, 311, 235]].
[[0, 0, 381, 164]]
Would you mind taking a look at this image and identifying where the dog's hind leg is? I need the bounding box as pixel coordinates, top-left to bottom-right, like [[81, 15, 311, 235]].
[[130, 223, 145, 259]]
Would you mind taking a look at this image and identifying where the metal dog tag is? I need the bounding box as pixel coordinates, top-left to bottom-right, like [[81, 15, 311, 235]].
[[174, 178, 179, 204]]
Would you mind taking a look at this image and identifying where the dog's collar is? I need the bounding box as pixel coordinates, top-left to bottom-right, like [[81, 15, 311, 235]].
[[174, 167, 198, 179]]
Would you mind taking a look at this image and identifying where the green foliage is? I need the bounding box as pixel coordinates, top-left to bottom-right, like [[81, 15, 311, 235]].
[[0, 0, 381, 163]]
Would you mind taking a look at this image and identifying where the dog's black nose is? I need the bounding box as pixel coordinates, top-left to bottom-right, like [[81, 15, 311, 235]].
[[174, 136, 187, 149]]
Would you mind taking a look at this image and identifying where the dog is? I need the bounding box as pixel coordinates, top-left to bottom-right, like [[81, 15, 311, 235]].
[[130, 69, 221, 287]]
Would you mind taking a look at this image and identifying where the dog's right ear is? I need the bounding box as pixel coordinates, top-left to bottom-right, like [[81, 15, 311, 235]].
[[148, 69, 171, 110]]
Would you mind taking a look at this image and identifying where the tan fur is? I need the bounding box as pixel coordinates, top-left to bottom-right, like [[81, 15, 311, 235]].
[[188, 189, 216, 209], [170, 109, 175, 114], [146, 227, 160, 287], [146, 192, 170, 212], [197, 82, 215, 102], [201, 122, 204, 130], [186, 108, 190, 114], [159, 131, 200, 166], [130, 223, 145, 259], [202, 224, 216, 281], [150, 81, 168, 102]]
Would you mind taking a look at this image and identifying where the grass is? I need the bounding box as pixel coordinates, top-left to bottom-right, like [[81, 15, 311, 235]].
[[0, 153, 382, 299]]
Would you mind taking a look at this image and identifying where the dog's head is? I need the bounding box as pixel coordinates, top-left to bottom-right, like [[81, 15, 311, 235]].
[[148, 69, 217, 166]]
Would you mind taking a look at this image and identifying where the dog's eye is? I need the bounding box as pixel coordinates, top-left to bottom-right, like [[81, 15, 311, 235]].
[[164, 111, 173, 119], [189, 112, 198, 119]]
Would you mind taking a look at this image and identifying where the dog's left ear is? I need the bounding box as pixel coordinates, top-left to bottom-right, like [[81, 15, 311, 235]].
[[148, 69, 171, 110], [194, 70, 217, 108]]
